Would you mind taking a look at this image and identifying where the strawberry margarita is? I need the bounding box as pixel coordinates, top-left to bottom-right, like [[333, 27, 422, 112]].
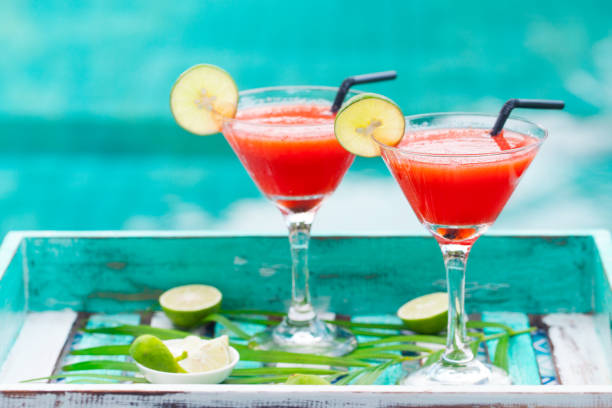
[[223, 104, 354, 213], [382, 128, 539, 230]]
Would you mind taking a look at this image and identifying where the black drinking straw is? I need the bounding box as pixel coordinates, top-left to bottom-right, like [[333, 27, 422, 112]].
[[330, 71, 398, 113], [490, 98, 565, 136]]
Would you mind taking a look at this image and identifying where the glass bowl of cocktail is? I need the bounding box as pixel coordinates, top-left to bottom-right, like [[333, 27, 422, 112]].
[[169, 65, 396, 356], [334, 95, 563, 385]]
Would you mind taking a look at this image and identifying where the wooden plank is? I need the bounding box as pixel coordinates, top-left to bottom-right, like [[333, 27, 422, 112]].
[[58, 314, 140, 382], [481, 312, 540, 385], [0, 311, 78, 383], [529, 315, 558, 385], [0, 234, 26, 369], [21, 234, 597, 315], [139, 311, 152, 326], [0, 384, 611, 407], [593, 231, 612, 313], [50, 313, 91, 377], [543, 313, 612, 385]]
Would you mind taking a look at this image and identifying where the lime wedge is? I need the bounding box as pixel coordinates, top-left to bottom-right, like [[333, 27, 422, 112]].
[[160, 284, 222, 328], [285, 374, 331, 385], [199, 335, 231, 371], [334, 93, 405, 157], [174, 335, 231, 373], [129, 334, 187, 373], [170, 64, 239, 135], [397, 292, 448, 334]]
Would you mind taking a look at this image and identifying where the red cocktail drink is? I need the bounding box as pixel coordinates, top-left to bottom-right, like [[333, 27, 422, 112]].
[[223, 105, 354, 213], [383, 128, 539, 243]]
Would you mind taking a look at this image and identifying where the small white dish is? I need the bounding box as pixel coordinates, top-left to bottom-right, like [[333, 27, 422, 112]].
[[135, 339, 240, 384]]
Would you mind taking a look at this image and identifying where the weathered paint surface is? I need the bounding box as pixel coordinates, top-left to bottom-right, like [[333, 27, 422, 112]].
[[0, 311, 77, 384], [0, 235, 26, 369], [482, 312, 540, 385], [0, 384, 611, 407], [544, 314, 612, 385], [594, 231, 612, 316], [21, 234, 599, 315], [57, 314, 141, 383]]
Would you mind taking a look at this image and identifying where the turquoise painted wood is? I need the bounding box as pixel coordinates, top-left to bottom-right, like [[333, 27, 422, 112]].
[[58, 314, 141, 383], [594, 232, 612, 317], [482, 312, 540, 385], [0, 236, 26, 368], [20, 234, 600, 315]]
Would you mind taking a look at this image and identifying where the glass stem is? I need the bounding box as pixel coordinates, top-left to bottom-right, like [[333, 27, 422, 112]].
[[440, 243, 473, 365], [284, 211, 316, 325]]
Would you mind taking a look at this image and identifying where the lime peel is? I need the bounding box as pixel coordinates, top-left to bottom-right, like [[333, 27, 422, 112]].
[[129, 334, 186, 373], [160, 284, 223, 329], [170, 64, 239, 136], [334, 92, 405, 157], [397, 292, 449, 334]]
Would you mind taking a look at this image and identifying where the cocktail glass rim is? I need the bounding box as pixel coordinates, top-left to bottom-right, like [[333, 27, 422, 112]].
[[372, 112, 548, 158], [223, 85, 363, 128]]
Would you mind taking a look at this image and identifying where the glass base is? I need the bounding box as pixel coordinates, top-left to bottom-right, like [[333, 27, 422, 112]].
[[400, 359, 511, 386], [251, 317, 357, 357]]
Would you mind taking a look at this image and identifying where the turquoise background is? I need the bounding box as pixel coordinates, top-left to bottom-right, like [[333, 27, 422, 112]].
[[0, 1, 611, 235]]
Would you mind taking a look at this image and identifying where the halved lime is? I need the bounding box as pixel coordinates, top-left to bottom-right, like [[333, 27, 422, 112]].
[[170, 64, 239, 135], [160, 284, 222, 328], [397, 292, 448, 334], [334, 93, 405, 157], [129, 334, 187, 373]]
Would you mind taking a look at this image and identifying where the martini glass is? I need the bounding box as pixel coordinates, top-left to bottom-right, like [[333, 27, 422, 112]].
[[376, 113, 547, 385], [221, 86, 358, 356]]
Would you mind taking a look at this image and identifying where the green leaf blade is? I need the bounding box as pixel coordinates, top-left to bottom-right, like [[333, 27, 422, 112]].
[[224, 375, 289, 384], [493, 335, 510, 373], [84, 325, 193, 340], [70, 345, 131, 356], [467, 321, 514, 334], [423, 349, 443, 367], [353, 360, 398, 385], [21, 373, 147, 384], [204, 313, 252, 341], [234, 345, 370, 367], [358, 335, 446, 348], [62, 360, 139, 372], [231, 367, 341, 377]]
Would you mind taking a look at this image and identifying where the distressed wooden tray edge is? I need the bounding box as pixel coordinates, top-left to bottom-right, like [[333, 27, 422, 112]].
[[1, 230, 611, 407], [1, 384, 611, 407]]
